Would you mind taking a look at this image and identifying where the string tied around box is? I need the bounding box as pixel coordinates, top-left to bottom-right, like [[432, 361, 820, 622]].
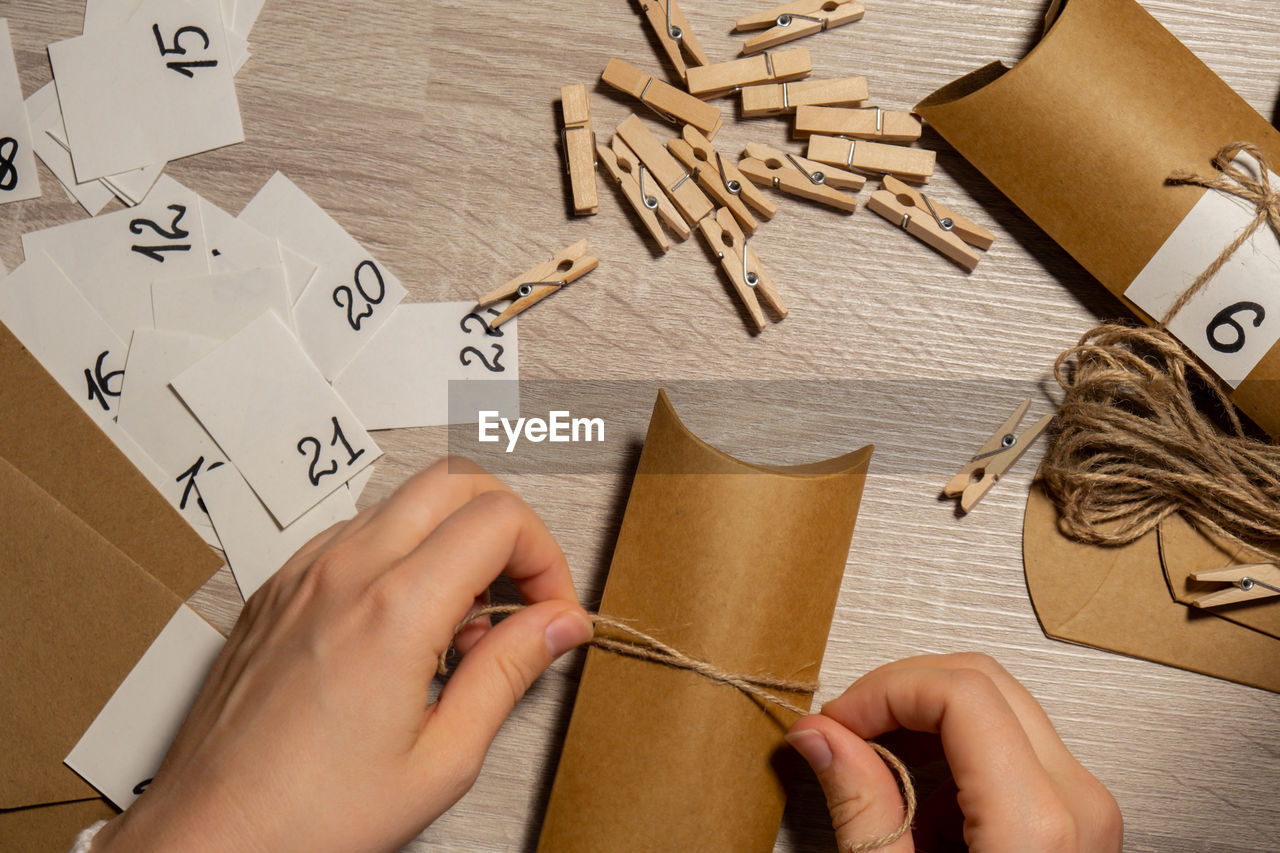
[[440, 603, 917, 853], [1041, 323, 1280, 563], [1162, 140, 1280, 325]]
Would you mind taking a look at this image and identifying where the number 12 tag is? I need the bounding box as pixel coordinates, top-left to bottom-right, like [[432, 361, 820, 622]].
[[1125, 155, 1280, 388]]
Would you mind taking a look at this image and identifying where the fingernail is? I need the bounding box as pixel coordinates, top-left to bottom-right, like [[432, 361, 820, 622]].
[[545, 610, 593, 659], [785, 728, 833, 772]]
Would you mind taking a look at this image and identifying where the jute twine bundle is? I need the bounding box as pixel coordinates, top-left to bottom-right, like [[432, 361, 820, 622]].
[[444, 604, 917, 852], [1043, 324, 1280, 561], [1042, 143, 1280, 560]]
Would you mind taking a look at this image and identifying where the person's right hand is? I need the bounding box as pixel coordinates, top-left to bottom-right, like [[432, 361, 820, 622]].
[[786, 653, 1123, 852]]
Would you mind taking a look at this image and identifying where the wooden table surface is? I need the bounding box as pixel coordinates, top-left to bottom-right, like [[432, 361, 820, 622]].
[[5, 1, 1280, 851]]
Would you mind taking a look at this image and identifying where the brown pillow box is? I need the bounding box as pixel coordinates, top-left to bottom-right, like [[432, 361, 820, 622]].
[[915, 0, 1280, 439]]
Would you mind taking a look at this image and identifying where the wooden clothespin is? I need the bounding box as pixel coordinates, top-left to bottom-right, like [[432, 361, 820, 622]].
[[867, 176, 996, 271], [740, 75, 868, 117], [734, 0, 865, 55], [668, 125, 773, 235], [476, 240, 599, 328], [943, 398, 1053, 512], [737, 142, 863, 213], [697, 206, 786, 332], [615, 114, 714, 225], [1188, 564, 1280, 608], [794, 106, 922, 144], [601, 58, 723, 139], [637, 0, 710, 83], [806, 134, 936, 183], [596, 135, 689, 252], [685, 47, 811, 99], [561, 84, 598, 215]]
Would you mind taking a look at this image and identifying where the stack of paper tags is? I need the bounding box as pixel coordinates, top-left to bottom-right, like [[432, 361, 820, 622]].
[[1, 171, 520, 604], [1, 0, 263, 215]]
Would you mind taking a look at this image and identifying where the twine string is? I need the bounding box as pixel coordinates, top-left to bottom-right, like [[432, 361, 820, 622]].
[[441, 604, 917, 851], [1042, 324, 1280, 562], [1162, 141, 1280, 325]]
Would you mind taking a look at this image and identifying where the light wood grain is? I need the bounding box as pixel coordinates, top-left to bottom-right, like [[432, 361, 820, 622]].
[[4, 1, 1280, 851]]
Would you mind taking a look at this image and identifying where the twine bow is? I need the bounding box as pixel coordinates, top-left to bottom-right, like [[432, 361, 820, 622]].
[[1162, 141, 1280, 325]]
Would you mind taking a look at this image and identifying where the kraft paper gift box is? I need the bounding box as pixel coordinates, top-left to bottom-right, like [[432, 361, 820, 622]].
[[0, 323, 222, 851], [915, 0, 1280, 438], [538, 391, 873, 851]]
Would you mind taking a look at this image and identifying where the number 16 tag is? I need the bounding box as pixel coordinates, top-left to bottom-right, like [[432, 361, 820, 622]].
[[1125, 154, 1280, 388], [172, 312, 380, 527]]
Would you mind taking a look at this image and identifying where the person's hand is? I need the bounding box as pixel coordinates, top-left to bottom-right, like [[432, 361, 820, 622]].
[[786, 653, 1123, 852], [92, 458, 593, 853]]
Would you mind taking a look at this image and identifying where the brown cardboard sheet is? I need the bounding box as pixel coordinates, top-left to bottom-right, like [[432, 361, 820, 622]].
[[915, 0, 1280, 438], [1023, 482, 1280, 692], [1158, 515, 1280, 640], [538, 390, 873, 852], [0, 323, 223, 839]]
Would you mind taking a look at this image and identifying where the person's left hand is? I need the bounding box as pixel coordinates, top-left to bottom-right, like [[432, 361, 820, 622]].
[[92, 457, 593, 853]]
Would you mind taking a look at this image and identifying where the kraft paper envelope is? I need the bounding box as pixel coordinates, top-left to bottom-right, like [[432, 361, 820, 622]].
[[1158, 515, 1280, 641], [538, 390, 872, 852], [0, 323, 222, 850], [915, 0, 1280, 439], [1023, 482, 1280, 693]]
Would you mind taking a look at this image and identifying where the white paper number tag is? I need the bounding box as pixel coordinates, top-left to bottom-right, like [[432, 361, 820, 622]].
[[0, 252, 128, 425], [172, 312, 381, 527], [333, 302, 520, 429], [1125, 155, 1280, 387], [0, 19, 42, 204], [238, 172, 407, 379], [21, 174, 212, 340], [65, 605, 225, 810], [49, 0, 243, 181]]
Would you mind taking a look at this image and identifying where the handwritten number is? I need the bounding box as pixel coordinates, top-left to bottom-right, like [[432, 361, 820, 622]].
[[175, 457, 222, 513], [131, 204, 192, 262], [297, 436, 338, 486], [1205, 301, 1265, 354], [84, 350, 124, 411], [133, 778, 153, 797], [460, 309, 504, 338], [152, 24, 218, 78], [298, 417, 364, 487], [0, 137, 18, 191], [459, 343, 505, 373], [332, 260, 386, 331]]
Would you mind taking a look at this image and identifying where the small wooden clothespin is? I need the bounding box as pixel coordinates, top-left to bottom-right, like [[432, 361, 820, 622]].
[[637, 0, 710, 83], [737, 142, 863, 213], [685, 47, 811, 99], [740, 75, 868, 117], [794, 106, 922, 144], [944, 398, 1053, 513], [601, 58, 723, 139], [596, 135, 689, 252], [1188, 564, 1280, 608], [561, 84, 598, 215], [668, 125, 773, 235], [806, 134, 936, 183], [476, 240, 599, 327], [697, 206, 786, 332], [867, 176, 995, 271], [616, 114, 714, 225], [734, 0, 865, 55]]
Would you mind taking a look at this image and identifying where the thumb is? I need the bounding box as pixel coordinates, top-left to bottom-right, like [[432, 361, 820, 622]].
[[786, 715, 915, 853], [425, 602, 593, 764]]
